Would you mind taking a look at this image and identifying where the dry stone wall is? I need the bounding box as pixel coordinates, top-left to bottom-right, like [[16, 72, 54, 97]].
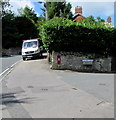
[[1, 48, 21, 56], [51, 51, 112, 72]]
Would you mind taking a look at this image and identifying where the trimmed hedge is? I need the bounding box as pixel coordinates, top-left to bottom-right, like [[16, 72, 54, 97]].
[[38, 17, 115, 56]]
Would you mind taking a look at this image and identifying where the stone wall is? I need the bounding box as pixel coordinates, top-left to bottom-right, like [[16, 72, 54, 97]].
[[51, 51, 112, 72], [1, 48, 21, 56]]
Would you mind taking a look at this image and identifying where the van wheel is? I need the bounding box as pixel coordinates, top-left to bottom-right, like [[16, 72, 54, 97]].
[[23, 57, 26, 61]]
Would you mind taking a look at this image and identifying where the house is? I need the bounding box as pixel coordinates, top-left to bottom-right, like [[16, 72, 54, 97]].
[[73, 6, 114, 28], [73, 6, 86, 21], [104, 16, 114, 27]]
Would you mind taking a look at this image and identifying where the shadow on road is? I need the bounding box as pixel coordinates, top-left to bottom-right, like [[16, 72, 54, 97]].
[[0, 92, 35, 107]]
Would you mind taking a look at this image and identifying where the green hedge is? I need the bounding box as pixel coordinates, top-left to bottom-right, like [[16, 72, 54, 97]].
[[38, 17, 115, 56]]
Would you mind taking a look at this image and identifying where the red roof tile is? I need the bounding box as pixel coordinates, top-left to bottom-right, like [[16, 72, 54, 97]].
[[74, 15, 86, 21]]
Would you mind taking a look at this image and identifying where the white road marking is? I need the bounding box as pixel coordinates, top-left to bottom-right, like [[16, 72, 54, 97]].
[[0, 60, 22, 81], [0, 68, 9, 76]]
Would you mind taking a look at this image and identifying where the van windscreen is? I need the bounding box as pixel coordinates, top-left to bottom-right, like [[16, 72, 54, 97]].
[[23, 41, 37, 48]]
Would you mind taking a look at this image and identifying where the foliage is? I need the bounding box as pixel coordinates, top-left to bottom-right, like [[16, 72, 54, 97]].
[[2, 13, 21, 48], [96, 16, 105, 23], [18, 6, 38, 23], [110, 29, 116, 56], [0, 0, 12, 18], [2, 1, 21, 48], [3, 15, 39, 48], [38, 16, 45, 21], [38, 17, 115, 56], [41, 2, 73, 19], [77, 16, 106, 27], [86, 16, 96, 23], [2, 4, 40, 49], [14, 16, 38, 40]]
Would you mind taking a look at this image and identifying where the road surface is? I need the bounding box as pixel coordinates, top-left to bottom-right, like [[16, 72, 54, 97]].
[[0, 58, 114, 118], [0, 55, 22, 75], [55, 71, 114, 104]]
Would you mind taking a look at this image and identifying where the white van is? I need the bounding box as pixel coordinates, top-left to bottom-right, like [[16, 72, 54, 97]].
[[22, 38, 43, 60]]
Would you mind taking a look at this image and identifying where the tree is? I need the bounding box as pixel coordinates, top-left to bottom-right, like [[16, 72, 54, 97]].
[[0, 0, 13, 18], [2, 2, 40, 49], [97, 16, 105, 23], [40, 2, 73, 19], [86, 16, 96, 22], [14, 16, 38, 41], [18, 6, 38, 23], [3, 15, 39, 49], [2, 12, 22, 48], [16, 6, 40, 46], [2, 1, 22, 48]]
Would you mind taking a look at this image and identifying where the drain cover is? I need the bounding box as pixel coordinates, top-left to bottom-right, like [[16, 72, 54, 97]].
[[40, 88, 48, 91]]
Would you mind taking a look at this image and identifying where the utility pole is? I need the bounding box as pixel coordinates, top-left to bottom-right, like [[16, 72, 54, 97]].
[[45, 0, 48, 20], [38, 0, 48, 20], [44, 0, 50, 62], [38, 0, 50, 62]]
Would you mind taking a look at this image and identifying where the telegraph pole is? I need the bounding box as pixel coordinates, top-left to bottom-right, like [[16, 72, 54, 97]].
[[38, 0, 50, 62], [38, 0, 48, 20], [45, 0, 48, 20]]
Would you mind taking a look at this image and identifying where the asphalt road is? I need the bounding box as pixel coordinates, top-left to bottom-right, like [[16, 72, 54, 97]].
[[0, 56, 114, 104], [1, 59, 114, 118], [55, 71, 114, 104], [0, 55, 22, 74]]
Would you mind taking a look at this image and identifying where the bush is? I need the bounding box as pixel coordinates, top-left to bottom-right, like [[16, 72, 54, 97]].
[[38, 17, 115, 57]]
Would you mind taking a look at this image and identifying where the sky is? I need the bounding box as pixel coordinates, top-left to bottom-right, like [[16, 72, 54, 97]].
[[9, 0, 115, 25]]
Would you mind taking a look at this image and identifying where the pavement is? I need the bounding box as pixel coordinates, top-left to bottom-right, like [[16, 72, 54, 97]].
[[0, 58, 114, 118]]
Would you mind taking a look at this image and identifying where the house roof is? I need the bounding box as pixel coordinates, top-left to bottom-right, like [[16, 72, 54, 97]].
[[73, 15, 86, 21]]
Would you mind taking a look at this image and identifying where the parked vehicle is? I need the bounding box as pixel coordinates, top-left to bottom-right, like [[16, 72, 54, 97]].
[[22, 38, 43, 60]]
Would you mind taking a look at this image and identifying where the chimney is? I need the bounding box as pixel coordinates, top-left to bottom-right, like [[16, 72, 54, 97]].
[[75, 6, 82, 15], [107, 16, 111, 23]]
